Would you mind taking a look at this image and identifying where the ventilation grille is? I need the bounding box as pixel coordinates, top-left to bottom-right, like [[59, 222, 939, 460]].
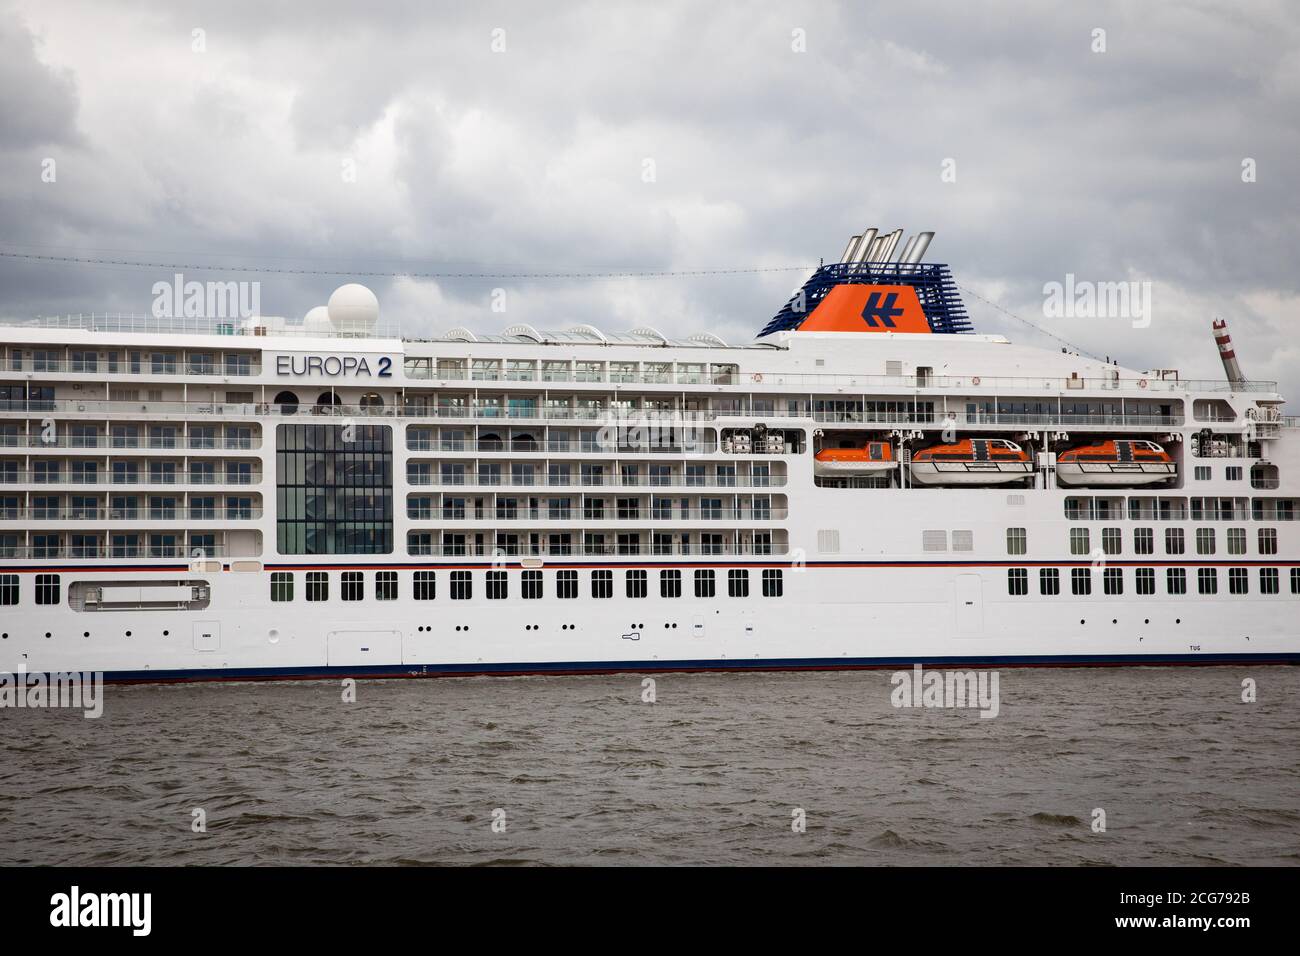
[[952, 530, 974, 552], [817, 529, 841, 554], [922, 530, 948, 552]]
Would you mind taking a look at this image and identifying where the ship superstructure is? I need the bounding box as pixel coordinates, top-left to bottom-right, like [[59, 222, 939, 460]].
[[1, 231, 1296, 680]]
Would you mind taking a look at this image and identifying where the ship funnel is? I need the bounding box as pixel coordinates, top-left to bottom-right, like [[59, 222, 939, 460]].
[[903, 231, 934, 264], [897, 234, 918, 262], [841, 235, 863, 263], [1212, 318, 1246, 387]]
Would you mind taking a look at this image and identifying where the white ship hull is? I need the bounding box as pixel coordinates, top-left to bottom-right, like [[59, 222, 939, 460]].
[[3, 560, 1296, 682]]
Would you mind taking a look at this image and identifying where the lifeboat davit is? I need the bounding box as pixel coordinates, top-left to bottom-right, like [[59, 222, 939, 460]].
[[910, 438, 1033, 486], [814, 441, 895, 476], [1055, 440, 1176, 487]]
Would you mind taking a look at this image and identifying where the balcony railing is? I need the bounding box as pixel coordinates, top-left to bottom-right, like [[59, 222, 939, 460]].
[[0, 544, 237, 560], [411, 507, 787, 523], [0, 506, 262, 521], [0, 470, 261, 486], [0, 396, 1258, 434], [404, 543, 785, 558], [0, 436, 259, 450], [8, 357, 259, 376], [403, 474, 785, 489]]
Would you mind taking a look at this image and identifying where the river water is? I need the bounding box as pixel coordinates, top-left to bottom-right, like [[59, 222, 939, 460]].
[[2, 666, 1297, 865]]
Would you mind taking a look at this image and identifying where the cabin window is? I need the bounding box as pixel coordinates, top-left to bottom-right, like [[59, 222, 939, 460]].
[[762, 569, 784, 597], [1134, 528, 1154, 555], [1071, 568, 1092, 595], [591, 569, 613, 599], [1195, 528, 1215, 555], [1226, 466, 1243, 481], [306, 572, 328, 602], [414, 571, 436, 600], [1103, 568, 1123, 595], [1291, 568, 1300, 594], [1197, 568, 1218, 595], [270, 572, 294, 602], [1006, 528, 1027, 555], [451, 570, 472, 600], [522, 570, 543, 600], [1259, 528, 1278, 555], [1069, 529, 1090, 556], [342, 571, 364, 601], [1101, 528, 1122, 555], [1135, 568, 1156, 595], [486, 571, 508, 600], [1194, 466, 1211, 481], [660, 570, 682, 598], [728, 569, 750, 598], [694, 570, 716, 598], [1227, 528, 1247, 555], [1165, 528, 1185, 555], [375, 571, 398, 601], [0, 573, 17, 605], [1260, 568, 1280, 594], [1228, 568, 1249, 595], [1007, 568, 1029, 596], [1039, 568, 1059, 595], [1167, 568, 1187, 594], [626, 570, 647, 599], [556, 570, 578, 599]]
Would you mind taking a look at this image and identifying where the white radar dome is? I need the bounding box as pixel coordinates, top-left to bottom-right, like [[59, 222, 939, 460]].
[[302, 305, 333, 335], [327, 283, 379, 332]]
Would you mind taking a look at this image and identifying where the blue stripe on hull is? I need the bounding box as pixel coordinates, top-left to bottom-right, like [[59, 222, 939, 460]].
[[96, 653, 1300, 684]]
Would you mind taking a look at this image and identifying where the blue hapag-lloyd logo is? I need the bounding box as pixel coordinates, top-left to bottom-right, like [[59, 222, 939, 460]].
[[860, 291, 905, 327]]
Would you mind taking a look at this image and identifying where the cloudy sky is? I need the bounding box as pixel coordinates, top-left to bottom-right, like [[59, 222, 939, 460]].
[[1, 0, 1297, 391]]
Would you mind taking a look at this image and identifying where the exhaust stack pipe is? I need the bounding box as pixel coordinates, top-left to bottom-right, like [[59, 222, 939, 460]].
[[878, 229, 903, 263], [840, 235, 863, 263], [897, 234, 918, 263], [1212, 318, 1246, 387], [903, 231, 934, 264], [853, 228, 880, 263]]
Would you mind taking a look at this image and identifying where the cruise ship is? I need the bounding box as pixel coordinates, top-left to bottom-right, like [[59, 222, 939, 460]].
[[1, 228, 1297, 682]]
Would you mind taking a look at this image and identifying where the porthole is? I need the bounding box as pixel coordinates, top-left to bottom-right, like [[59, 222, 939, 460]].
[[125, 630, 132, 637], [45, 632, 51, 639], [83, 631, 90, 638], [163, 630, 170, 636]]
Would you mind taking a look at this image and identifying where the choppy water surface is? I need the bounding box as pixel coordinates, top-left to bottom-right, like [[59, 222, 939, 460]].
[[1, 666, 1297, 865]]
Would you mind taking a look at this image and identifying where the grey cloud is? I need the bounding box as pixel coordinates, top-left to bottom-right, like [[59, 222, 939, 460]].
[[0, 0, 1297, 394]]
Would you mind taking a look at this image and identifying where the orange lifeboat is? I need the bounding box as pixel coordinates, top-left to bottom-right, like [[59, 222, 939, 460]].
[[1056, 440, 1175, 487], [910, 438, 1033, 486], [814, 441, 894, 476]]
